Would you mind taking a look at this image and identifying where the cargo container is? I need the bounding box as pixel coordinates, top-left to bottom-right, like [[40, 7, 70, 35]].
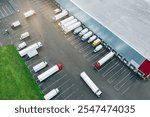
[[20, 32, 30, 40], [64, 22, 81, 34], [58, 16, 74, 26], [19, 42, 42, 57], [81, 31, 92, 41], [11, 20, 21, 28], [17, 42, 27, 50], [92, 38, 101, 47], [62, 19, 77, 30], [73, 26, 83, 34], [33, 61, 48, 73], [80, 72, 102, 97], [24, 10, 35, 18], [93, 45, 103, 53], [79, 28, 88, 36], [88, 35, 96, 43], [95, 51, 115, 69], [37, 64, 63, 82], [44, 88, 59, 100], [52, 10, 68, 21]]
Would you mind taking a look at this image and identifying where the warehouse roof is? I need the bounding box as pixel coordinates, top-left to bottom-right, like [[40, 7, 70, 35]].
[[71, 0, 150, 60]]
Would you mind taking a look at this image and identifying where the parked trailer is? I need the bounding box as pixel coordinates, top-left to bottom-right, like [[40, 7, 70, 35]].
[[79, 28, 88, 36], [28, 49, 38, 58], [73, 26, 83, 34], [62, 19, 77, 30], [93, 45, 103, 53], [19, 42, 42, 57], [52, 10, 68, 21], [44, 88, 59, 100], [33, 61, 48, 73], [24, 10, 35, 18], [17, 42, 27, 50], [37, 64, 63, 82], [95, 51, 115, 69], [88, 35, 96, 43], [81, 31, 92, 41], [64, 22, 81, 34], [54, 8, 61, 14], [20, 32, 30, 40], [58, 16, 74, 26], [11, 20, 21, 28], [80, 72, 102, 97]]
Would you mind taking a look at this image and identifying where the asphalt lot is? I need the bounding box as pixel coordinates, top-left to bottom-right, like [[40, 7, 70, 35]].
[[0, 0, 150, 100]]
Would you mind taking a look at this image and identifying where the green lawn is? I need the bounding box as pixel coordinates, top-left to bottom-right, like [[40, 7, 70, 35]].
[[0, 45, 44, 100]]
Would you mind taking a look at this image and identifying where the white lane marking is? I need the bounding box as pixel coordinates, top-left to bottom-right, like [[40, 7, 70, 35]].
[[64, 87, 79, 100], [0, 9, 5, 17], [2, 6, 8, 16], [74, 41, 84, 48], [83, 48, 94, 57], [87, 53, 100, 62], [114, 72, 132, 91], [5, 5, 12, 14], [67, 35, 74, 41], [55, 84, 74, 99], [42, 74, 67, 92], [79, 44, 91, 53], [102, 62, 121, 77], [107, 66, 125, 84]]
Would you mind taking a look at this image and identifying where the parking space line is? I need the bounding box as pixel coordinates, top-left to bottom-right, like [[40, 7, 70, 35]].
[[67, 35, 75, 41], [79, 44, 91, 53], [2, 6, 8, 16], [107, 66, 125, 84], [42, 74, 67, 92], [55, 84, 74, 99], [83, 48, 94, 57], [87, 52, 100, 62], [0, 9, 5, 17], [114, 72, 132, 91], [5, 5, 12, 14], [64, 87, 79, 100], [102, 62, 121, 77]]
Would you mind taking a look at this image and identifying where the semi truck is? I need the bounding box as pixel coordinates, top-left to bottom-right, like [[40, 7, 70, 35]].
[[20, 32, 30, 40], [11, 20, 21, 28], [37, 64, 63, 82], [81, 31, 92, 41], [73, 26, 83, 34], [64, 22, 81, 34], [80, 72, 102, 97], [52, 10, 68, 21], [58, 16, 74, 26], [19, 42, 42, 57], [95, 51, 115, 69], [88, 35, 96, 43], [33, 61, 48, 73], [62, 19, 77, 30], [79, 28, 88, 37], [24, 10, 35, 18], [17, 42, 27, 50], [44, 88, 59, 100]]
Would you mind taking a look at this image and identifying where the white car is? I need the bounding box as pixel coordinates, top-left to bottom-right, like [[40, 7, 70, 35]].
[[93, 45, 103, 53], [88, 35, 96, 43]]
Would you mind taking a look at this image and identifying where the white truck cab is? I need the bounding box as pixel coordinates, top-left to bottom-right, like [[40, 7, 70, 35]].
[[20, 32, 30, 40], [24, 10, 35, 18], [11, 20, 21, 28]]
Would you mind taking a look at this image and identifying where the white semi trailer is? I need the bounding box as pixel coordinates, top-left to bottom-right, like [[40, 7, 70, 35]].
[[58, 16, 74, 26], [44, 88, 59, 100], [20, 32, 30, 40], [52, 10, 68, 21], [33, 61, 48, 73], [64, 22, 81, 34], [80, 72, 102, 97], [62, 19, 77, 30], [11, 20, 21, 28], [54, 8, 61, 14], [19, 42, 42, 57], [24, 10, 35, 18], [95, 51, 115, 69], [37, 64, 63, 82], [81, 31, 92, 41]]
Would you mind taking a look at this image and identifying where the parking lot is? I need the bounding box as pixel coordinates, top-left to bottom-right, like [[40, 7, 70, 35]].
[[0, 0, 150, 100]]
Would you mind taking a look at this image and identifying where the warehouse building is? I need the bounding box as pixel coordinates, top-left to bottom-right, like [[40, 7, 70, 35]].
[[55, 0, 150, 79]]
